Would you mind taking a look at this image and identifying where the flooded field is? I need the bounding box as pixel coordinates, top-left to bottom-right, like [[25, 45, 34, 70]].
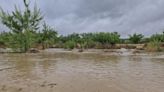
[[0, 49, 164, 92]]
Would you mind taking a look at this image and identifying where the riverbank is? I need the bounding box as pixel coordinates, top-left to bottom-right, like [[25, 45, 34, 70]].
[[0, 47, 164, 57], [39, 48, 164, 60], [0, 43, 163, 53]]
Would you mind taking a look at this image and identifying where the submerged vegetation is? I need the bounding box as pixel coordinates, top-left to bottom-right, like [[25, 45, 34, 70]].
[[0, 0, 163, 52]]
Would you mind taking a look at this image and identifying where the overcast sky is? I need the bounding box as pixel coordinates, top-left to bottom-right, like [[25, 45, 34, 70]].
[[0, 0, 164, 37]]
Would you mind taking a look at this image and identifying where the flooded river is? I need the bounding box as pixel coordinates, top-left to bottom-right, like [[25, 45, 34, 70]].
[[0, 49, 164, 92]]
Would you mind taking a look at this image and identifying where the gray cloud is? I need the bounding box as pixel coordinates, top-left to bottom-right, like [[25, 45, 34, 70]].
[[0, 0, 164, 37]]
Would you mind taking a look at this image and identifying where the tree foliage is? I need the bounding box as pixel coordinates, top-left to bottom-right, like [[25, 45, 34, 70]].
[[129, 33, 144, 44], [0, 0, 43, 52], [92, 32, 120, 45], [36, 23, 58, 49], [58, 32, 120, 49]]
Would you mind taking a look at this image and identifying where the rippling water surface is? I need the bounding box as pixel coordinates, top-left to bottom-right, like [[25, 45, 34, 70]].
[[0, 49, 164, 92]]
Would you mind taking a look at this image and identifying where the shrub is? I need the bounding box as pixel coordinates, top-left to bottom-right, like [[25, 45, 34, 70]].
[[64, 40, 76, 50], [93, 32, 120, 45], [146, 39, 162, 52], [150, 33, 164, 42]]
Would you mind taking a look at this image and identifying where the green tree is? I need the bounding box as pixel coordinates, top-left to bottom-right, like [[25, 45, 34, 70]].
[[129, 33, 144, 44], [37, 23, 58, 49], [0, 0, 43, 52]]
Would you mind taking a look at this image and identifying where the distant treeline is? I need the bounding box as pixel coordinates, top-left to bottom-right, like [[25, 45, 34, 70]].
[[0, 30, 164, 51]]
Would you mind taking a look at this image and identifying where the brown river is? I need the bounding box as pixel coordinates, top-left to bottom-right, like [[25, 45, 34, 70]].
[[0, 49, 164, 92]]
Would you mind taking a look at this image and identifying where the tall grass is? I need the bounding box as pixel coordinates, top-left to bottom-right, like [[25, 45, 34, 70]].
[[146, 39, 162, 52]]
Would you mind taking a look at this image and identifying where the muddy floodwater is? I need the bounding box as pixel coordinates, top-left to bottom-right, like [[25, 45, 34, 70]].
[[0, 49, 164, 92]]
